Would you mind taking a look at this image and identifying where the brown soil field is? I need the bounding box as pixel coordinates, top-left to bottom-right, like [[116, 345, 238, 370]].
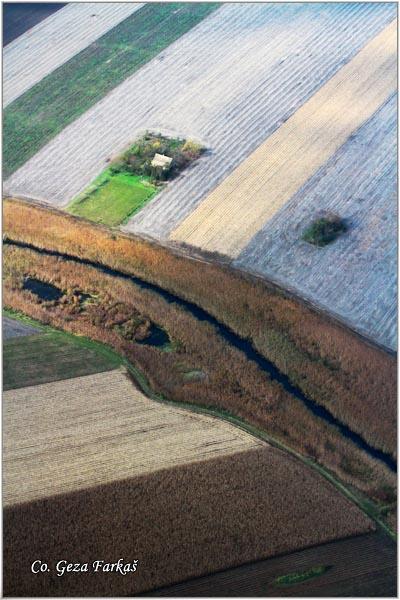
[[3, 198, 396, 457], [3, 242, 396, 504], [4, 442, 373, 596], [146, 532, 396, 597], [4, 369, 263, 505]]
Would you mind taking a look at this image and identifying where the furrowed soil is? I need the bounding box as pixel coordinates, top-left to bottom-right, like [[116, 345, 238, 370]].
[[4, 199, 396, 460], [4, 435, 373, 596], [3, 3, 65, 46], [3, 3, 141, 106], [3, 2, 218, 177], [3, 239, 396, 505], [171, 21, 396, 256], [4, 369, 264, 505], [145, 532, 396, 597], [236, 93, 397, 351]]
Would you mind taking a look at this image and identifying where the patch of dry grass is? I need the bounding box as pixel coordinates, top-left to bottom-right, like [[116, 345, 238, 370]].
[[3, 198, 396, 458], [3, 242, 396, 503]]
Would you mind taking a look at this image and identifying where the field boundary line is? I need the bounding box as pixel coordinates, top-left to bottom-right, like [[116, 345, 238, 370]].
[[3, 3, 144, 107], [4, 308, 396, 543], [171, 19, 397, 256]]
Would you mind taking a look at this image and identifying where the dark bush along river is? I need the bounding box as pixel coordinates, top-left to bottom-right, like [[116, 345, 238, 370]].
[[7, 239, 396, 472]]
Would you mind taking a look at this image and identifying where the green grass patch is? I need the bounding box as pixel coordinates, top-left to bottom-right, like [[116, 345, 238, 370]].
[[3, 318, 122, 390], [67, 132, 204, 226], [3, 2, 218, 178], [68, 169, 157, 226], [275, 565, 330, 587]]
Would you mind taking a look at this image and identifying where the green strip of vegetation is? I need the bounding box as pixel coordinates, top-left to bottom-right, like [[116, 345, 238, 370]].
[[4, 308, 396, 542], [67, 132, 204, 226], [68, 169, 158, 227], [3, 309, 122, 390], [3, 2, 218, 178], [275, 565, 329, 587]]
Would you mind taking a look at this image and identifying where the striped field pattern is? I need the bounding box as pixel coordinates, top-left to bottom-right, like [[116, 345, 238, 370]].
[[3, 3, 143, 107], [171, 21, 396, 256], [5, 4, 395, 208], [3, 368, 264, 505], [3, 3, 396, 349], [236, 95, 397, 350]]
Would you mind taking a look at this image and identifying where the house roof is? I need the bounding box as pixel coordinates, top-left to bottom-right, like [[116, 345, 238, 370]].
[[151, 153, 173, 169]]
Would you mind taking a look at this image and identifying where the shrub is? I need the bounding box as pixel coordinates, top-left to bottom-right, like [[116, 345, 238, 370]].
[[118, 132, 204, 182], [302, 214, 347, 246]]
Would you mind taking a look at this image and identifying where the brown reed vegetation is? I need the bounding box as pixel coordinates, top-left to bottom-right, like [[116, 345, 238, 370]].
[[4, 446, 373, 597], [3, 243, 396, 503], [3, 198, 396, 456]]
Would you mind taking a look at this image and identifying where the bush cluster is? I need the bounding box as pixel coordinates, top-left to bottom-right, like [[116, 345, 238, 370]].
[[302, 213, 348, 247], [110, 132, 204, 182]]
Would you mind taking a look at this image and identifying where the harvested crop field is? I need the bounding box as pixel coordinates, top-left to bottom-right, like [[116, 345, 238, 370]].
[[3, 3, 143, 107], [4, 369, 373, 595], [3, 314, 38, 340], [171, 21, 396, 256], [3, 368, 264, 505], [236, 93, 397, 351], [3, 2, 218, 177], [3, 328, 121, 390], [5, 3, 395, 203], [147, 532, 396, 597]]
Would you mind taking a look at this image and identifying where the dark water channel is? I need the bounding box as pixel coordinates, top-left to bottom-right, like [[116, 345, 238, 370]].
[[8, 239, 396, 472]]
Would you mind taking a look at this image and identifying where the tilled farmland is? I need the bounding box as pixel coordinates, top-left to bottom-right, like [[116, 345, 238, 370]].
[[4, 368, 373, 595], [147, 532, 396, 597], [236, 94, 397, 350], [171, 21, 396, 255], [3, 3, 143, 107], [4, 3, 396, 351], [5, 3, 394, 209], [3, 368, 265, 505]]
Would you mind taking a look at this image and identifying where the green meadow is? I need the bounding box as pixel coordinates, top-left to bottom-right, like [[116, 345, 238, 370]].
[[3, 326, 121, 390], [68, 170, 158, 226]]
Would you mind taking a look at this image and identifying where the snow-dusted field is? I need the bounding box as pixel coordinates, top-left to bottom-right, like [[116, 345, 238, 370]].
[[3, 3, 143, 107], [236, 94, 397, 351], [5, 3, 395, 214]]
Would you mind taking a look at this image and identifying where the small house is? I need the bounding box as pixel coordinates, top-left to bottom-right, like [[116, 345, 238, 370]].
[[151, 153, 173, 170]]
